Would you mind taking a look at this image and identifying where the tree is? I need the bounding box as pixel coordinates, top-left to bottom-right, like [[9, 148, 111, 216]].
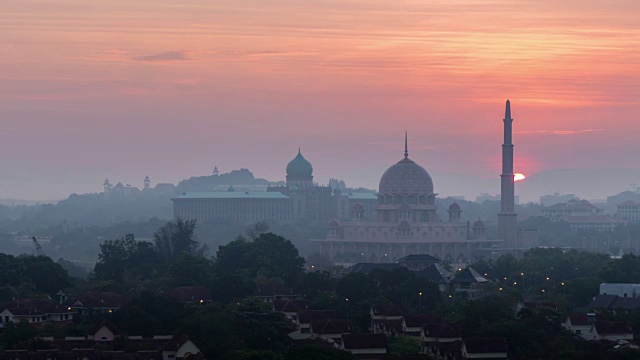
[[154, 218, 200, 263], [92, 234, 157, 283]]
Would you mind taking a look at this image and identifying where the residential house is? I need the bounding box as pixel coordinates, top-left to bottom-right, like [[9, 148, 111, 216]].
[[310, 318, 352, 341], [421, 323, 463, 356], [592, 322, 634, 342], [451, 268, 488, 299], [563, 313, 606, 339], [398, 254, 441, 272], [0, 298, 73, 328], [255, 282, 301, 303], [402, 314, 441, 337], [461, 338, 508, 359], [590, 294, 640, 313], [272, 299, 310, 319], [415, 264, 451, 292], [370, 304, 406, 335], [64, 292, 130, 314], [340, 334, 388, 359], [293, 310, 336, 338]]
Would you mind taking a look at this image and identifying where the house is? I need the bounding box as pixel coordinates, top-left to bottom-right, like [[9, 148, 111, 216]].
[[402, 314, 441, 337], [592, 322, 634, 341], [415, 264, 451, 292], [421, 323, 463, 355], [0, 298, 73, 328], [255, 282, 301, 303], [166, 286, 212, 304], [28, 322, 203, 360], [345, 263, 401, 275], [87, 320, 118, 341], [340, 334, 388, 359], [272, 299, 310, 319], [293, 310, 337, 338], [563, 312, 606, 338], [64, 291, 130, 314], [429, 340, 463, 360], [451, 268, 488, 299], [310, 318, 352, 340], [371, 304, 406, 335], [398, 254, 441, 272], [462, 338, 508, 359], [590, 294, 640, 313]]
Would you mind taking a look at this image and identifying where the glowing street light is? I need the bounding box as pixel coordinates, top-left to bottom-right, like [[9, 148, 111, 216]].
[[419, 292, 423, 314]]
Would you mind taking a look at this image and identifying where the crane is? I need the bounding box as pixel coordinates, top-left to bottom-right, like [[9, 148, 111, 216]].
[[32, 236, 44, 256]]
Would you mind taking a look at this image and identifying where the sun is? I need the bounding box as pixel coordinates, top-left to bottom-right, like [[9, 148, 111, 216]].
[[514, 173, 526, 182]]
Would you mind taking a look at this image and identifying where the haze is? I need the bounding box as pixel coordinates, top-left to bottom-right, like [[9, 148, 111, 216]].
[[2, 0, 639, 202]]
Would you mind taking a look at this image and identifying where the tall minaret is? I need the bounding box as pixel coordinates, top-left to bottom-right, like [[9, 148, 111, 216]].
[[498, 100, 518, 248]]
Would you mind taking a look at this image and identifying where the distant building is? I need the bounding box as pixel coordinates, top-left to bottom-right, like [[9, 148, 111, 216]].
[[616, 201, 640, 222], [540, 193, 578, 206], [543, 199, 625, 231], [600, 283, 640, 298], [103, 176, 175, 198], [172, 150, 376, 225], [313, 136, 499, 263]]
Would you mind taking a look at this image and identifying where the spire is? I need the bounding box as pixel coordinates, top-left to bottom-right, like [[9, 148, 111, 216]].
[[505, 99, 511, 120], [404, 131, 408, 159]]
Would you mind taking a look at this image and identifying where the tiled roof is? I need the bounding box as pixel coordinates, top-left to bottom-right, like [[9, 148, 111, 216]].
[[568, 312, 606, 326], [618, 200, 640, 206], [464, 338, 508, 353], [173, 191, 289, 199], [415, 264, 450, 284], [423, 323, 462, 338], [297, 310, 336, 324], [311, 319, 352, 334], [272, 299, 310, 313], [347, 263, 401, 274], [397, 254, 441, 263], [2, 298, 68, 314], [371, 304, 406, 317], [451, 268, 488, 284], [403, 314, 442, 328], [342, 334, 388, 350], [594, 321, 633, 335], [64, 292, 130, 308], [348, 192, 379, 200], [589, 295, 640, 310]]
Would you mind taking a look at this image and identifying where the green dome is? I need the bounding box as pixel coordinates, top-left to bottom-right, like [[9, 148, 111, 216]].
[[286, 150, 313, 179]]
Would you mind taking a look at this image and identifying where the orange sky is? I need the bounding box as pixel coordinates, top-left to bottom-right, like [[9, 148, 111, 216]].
[[1, 0, 639, 200]]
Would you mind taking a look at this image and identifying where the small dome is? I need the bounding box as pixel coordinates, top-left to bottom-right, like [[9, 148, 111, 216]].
[[473, 219, 486, 229], [379, 158, 433, 195], [286, 150, 313, 179], [352, 203, 364, 211], [289, 185, 299, 192], [449, 202, 461, 211], [328, 219, 340, 228]]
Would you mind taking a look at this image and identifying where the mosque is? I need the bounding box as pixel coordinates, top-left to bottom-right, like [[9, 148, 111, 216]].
[[312, 101, 527, 263], [174, 101, 529, 262]]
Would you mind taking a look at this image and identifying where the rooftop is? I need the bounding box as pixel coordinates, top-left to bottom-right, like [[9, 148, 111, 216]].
[[173, 191, 289, 200]]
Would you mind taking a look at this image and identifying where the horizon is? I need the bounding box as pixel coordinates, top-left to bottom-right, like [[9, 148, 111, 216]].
[[2, 0, 639, 202]]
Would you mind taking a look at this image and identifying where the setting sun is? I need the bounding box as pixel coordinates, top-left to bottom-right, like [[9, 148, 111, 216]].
[[514, 173, 526, 182]]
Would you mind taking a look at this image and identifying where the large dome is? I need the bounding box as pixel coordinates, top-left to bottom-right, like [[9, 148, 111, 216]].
[[379, 157, 434, 194], [286, 150, 313, 179]]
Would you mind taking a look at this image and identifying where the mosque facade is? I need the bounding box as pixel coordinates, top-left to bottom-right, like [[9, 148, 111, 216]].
[[312, 134, 498, 263]]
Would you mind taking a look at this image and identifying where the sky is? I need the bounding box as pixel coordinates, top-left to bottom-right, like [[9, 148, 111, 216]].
[[1, 0, 639, 202]]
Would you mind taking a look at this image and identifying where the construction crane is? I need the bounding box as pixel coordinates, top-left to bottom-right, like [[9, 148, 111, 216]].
[[32, 236, 44, 256]]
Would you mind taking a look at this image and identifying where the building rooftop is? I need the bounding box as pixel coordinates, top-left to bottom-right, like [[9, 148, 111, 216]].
[[348, 192, 378, 200], [173, 191, 289, 200]]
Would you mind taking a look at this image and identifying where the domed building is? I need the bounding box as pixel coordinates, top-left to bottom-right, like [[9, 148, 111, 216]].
[[313, 136, 497, 263]]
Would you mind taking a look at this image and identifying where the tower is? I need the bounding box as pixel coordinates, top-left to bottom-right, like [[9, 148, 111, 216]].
[[448, 202, 462, 222], [498, 100, 518, 248], [144, 176, 150, 191], [103, 178, 112, 193], [213, 166, 219, 176]]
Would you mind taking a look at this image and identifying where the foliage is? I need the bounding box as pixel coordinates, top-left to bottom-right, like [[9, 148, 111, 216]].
[[388, 335, 422, 354], [0, 253, 70, 294], [92, 234, 157, 283], [154, 218, 201, 263]]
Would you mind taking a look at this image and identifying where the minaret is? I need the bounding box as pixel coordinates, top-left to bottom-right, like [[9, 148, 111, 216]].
[[498, 100, 518, 248], [143, 176, 150, 191], [404, 130, 408, 158]]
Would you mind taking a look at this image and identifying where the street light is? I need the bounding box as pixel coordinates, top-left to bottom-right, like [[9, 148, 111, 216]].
[[419, 292, 423, 314]]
